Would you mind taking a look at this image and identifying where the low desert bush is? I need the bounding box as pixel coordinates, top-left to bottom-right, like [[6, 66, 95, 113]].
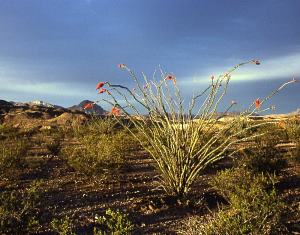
[[0, 125, 16, 140], [45, 140, 62, 156], [178, 167, 285, 235], [238, 128, 287, 173], [63, 123, 135, 177], [0, 138, 29, 178], [94, 208, 134, 235], [51, 216, 75, 235], [285, 118, 300, 162], [0, 180, 43, 234], [71, 117, 118, 138]]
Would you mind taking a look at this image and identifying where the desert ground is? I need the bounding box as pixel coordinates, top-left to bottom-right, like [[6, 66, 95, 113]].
[[0, 102, 299, 234]]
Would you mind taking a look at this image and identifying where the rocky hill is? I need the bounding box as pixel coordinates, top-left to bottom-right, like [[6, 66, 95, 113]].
[[0, 99, 88, 128], [0, 99, 108, 128]]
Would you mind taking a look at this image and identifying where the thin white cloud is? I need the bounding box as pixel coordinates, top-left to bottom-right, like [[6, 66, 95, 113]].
[[0, 79, 89, 97], [182, 52, 300, 85]]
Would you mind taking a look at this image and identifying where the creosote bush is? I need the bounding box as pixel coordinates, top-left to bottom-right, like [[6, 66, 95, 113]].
[[0, 180, 43, 234], [94, 208, 134, 235], [63, 119, 136, 177], [0, 137, 29, 179], [285, 118, 300, 162], [51, 216, 75, 235], [178, 167, 286, 235], [89, 61, 296, 197], [238, 126, 287, 173], [45, 140, 62, 156]]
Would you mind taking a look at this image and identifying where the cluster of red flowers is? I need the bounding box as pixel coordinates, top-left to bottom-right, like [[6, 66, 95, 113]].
[[96, 82, 105, 89], [255, 98, 261, 109], [164, 74, 176, 85], [110, 107, 121, 116], [95, 80, 121, 116], [96, 82, 111, 94], [83, 102, 94, 110]]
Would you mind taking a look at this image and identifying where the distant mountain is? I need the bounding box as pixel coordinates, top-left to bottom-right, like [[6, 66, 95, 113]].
[[0, 100, 13, 107], [27, 100, 65, 109], [68, 100, 106, 115]]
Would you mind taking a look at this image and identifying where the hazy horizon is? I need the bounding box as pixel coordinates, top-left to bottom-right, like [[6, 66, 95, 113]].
[[0, 0, 299, 113]]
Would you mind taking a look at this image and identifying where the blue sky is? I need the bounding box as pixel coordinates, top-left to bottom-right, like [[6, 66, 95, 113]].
[[0, 0, 299, 113]]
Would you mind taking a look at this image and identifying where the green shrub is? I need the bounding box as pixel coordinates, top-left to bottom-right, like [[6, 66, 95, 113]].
[[45, 139, 62, 156], [238, 129, 287, 173], [206, 168, 284, 234], [71, 118, 118, 138], [0, 180, 43, 234], [178, 167, 286, 234], [94, 208, 134, 235], [63, 128, 135, 177], [51, 216, 75, 235], [0, 138, 29, 178], [0, 125, 38, 140], [0, 125, 17, 140], [285, 118, 300, 162]]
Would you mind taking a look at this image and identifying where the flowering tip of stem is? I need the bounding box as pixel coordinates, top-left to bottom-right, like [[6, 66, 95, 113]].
[[164, 74, 176, 84], [110, 107, 121, 116], [118, 63, 126, 69], [252, 59, 261, 65], [211, 75, 215, 80], [173, 78, 177, 85], [255, 98, 261, 109], [231, 100, 237, 105], [83, 102, 94, 110], [291, 77, 298, 83], [98, 88, 107, 94], [96, 82, 105, 90]]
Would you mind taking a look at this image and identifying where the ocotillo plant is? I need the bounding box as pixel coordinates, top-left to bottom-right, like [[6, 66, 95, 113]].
[[87, 61, 297, 198]]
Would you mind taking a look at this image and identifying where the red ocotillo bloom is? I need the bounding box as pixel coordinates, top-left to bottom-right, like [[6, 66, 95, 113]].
[[118, 63, 126, 69], [111, 107, 121, 116], [255, 98, 261, 109], [98, 88, 107, 94], [83, 103, 94, 110], [165, 74, 176, 85], [96, 82, 105, 90]]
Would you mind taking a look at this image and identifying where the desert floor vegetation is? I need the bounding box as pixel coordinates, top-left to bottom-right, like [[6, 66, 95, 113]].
[[0, 114, 299, 234], [0, 62, 299, 234]]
